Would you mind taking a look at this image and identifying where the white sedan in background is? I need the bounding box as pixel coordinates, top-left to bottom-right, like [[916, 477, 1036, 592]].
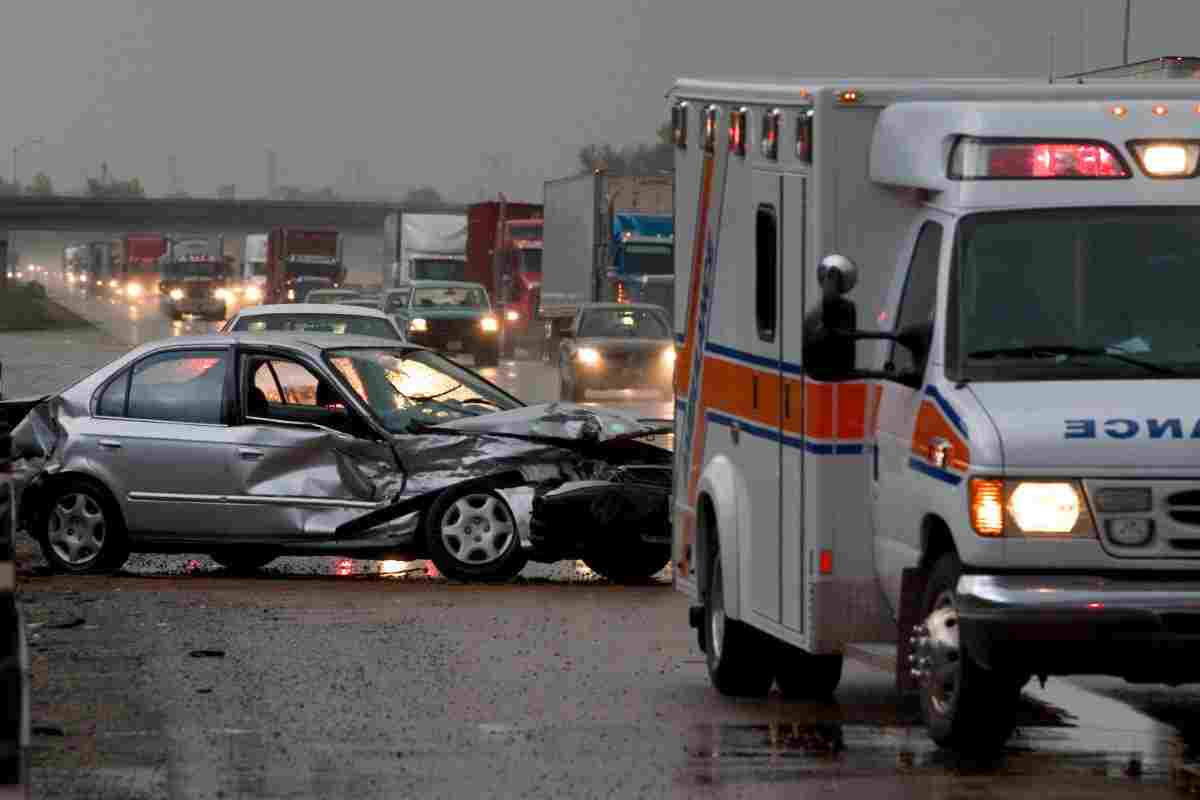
[[221, 304, 407, 341]]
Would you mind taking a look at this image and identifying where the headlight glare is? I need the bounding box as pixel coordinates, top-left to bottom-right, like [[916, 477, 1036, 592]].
[[409, 317, 428, 333], [480, 316, 499, 333], [125, 282, 143, 297], [244, 286, 262, 302], [577, 347, 602, 366], [504, 309, 520, 322], [169, 288, 184, 301], [1008, 482, 1081, 534], [661, 347, 676, 365]]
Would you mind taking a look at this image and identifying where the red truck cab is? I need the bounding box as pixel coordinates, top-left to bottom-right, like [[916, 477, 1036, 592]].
[[265, 228, 346, 304]]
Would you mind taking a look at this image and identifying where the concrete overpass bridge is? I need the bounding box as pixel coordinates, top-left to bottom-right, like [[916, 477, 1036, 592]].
[[0, 196, 467, 236]]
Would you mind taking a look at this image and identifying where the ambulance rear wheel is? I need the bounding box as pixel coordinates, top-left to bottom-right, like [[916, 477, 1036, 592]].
[[776, 647, 843, 700], [704, 549, 773, 697], [918, 553, 1019, 753]]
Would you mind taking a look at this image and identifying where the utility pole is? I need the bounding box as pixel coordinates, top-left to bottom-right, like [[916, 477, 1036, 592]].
[[1122, 0, 1132, 65]]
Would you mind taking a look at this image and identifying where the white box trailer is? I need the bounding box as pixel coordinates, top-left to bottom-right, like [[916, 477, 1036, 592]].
[[670, 75, 1200, 752], [382, 212, 468, 286]]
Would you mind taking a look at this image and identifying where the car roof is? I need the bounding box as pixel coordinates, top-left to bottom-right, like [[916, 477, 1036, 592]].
[[232, 303, 387, 319], [396, 280, 487, 290], [579, 302, 667, 313], [125, 331, 423, 357]]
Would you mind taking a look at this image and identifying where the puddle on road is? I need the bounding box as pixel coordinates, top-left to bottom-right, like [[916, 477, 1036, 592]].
[[678, 718, 1188, 796]]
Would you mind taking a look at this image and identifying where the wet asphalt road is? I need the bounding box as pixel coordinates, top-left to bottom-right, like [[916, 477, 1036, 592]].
[[7, 272, 1200, 798]]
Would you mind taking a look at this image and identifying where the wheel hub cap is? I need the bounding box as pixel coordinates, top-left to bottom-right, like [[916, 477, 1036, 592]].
[[440, 494, 515, 566], [908, 590, 961, 716]]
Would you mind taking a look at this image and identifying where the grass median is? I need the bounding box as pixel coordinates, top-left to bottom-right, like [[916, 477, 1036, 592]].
[[0, 282, 92, 332]]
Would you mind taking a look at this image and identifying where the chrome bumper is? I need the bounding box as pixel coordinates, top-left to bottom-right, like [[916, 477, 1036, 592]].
[[955, 574, 1200, 681]]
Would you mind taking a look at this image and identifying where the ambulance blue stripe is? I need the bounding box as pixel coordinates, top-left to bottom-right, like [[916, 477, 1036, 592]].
[[705, 411, 863, 455], [704, 341, 804, 375], [924, 385, 968, 439], [907, 457, 963, 486]]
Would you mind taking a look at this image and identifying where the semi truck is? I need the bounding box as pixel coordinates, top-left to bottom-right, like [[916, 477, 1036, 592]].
[[264, 228, 345, 304], [670, 74, 1200, 754], [382, 212, 468, 285], [539, 173, 674, 354], [158, 234, 230, 320], [116, 233, 167, 302], [460, 200, 544, 357]]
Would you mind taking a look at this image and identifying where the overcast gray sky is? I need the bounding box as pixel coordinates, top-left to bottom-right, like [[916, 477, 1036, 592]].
[[2, 0, 1196, 201]]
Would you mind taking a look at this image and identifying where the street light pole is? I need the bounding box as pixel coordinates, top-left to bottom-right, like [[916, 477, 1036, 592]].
[[9, 137, 43, 188], [1122, 0, 1132, 65]]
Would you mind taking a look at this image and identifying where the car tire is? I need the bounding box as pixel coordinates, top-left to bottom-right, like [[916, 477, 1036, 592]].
[[210, 550, 277, 573], [918, 553, 1020, 753], [582, 543, 670, 584], [705, 547, 774, 697], [424, 483, 527, 583], [36, 477, 130, 574], [775, 645, 843, 700]]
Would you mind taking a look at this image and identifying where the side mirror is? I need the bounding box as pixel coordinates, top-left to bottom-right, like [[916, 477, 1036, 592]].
[[817, 254, 858, 298]]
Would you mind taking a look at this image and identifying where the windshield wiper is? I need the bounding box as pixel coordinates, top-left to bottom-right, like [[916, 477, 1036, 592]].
[[967, 345, 1179, 376]]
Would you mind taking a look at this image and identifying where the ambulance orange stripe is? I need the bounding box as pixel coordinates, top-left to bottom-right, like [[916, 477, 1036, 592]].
[[675, 156, 715, 398]]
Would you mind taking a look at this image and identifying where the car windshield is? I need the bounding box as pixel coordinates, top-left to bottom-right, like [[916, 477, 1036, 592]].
[[307, 292, 358, 304], [411, 259, 466, 281], [954, 207, 1200, 380], [411, 286, 489, 309], [578, 308, 668, 338], [162, 261, 224, 279], [235, 314, 398, 339], [326, 348, 520, 432], [623, 244, 673, 275]]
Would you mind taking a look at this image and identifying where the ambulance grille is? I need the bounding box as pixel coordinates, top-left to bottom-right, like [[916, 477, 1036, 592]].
[[1166, 491, 1200, 528], [1168, 490, 1200, 506]]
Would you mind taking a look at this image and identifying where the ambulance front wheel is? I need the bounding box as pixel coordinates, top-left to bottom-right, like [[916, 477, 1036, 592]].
[[918, 553, 1020, 753], [704, 549, 774, 697]]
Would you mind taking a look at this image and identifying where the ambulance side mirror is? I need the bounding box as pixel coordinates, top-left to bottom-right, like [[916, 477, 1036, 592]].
[[817, 254, 858, 299]]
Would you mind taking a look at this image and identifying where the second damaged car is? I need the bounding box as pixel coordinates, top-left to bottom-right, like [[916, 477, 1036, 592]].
[[5, 334, 672, 582]]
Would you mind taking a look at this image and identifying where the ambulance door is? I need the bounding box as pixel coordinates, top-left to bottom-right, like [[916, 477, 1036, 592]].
[[873, 218, 944, 602], [745, 171, 785, 626], [778, 174, 807, 633]]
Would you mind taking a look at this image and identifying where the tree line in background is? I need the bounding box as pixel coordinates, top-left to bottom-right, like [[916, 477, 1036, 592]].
[[0, 124, 670, 202]]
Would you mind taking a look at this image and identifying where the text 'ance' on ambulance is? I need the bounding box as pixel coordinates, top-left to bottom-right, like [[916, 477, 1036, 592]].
[[670, 75, 1200, 752]]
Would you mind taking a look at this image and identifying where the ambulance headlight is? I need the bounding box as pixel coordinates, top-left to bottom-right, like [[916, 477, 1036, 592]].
[[970, 479, 1097, 537], [1009, 483, 1081, 534], [661, 347, 676, 365], [1129, 141, 1200, 178]]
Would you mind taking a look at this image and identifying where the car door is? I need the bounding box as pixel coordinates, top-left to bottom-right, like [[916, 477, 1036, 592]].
[[87, 347, 238, 538], [873, 218, 945, 601], [226, 349, 396, 539], [745, 171, 785, 626]]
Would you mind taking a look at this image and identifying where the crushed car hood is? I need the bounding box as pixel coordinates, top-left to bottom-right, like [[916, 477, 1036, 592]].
[[424, 402, 669, 444]]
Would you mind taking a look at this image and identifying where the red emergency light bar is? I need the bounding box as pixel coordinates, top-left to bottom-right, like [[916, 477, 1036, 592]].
[[949, 137, 1131, 180]]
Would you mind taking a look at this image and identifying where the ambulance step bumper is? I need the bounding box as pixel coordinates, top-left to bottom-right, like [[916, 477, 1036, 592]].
[[956, 574, 1200, 682]]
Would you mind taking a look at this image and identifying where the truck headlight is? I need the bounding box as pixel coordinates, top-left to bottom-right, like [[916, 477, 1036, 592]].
[[504, 309, 520, 322], [970, 478, 1096, 537], [109, 279, 119, 288], [576, 347, 602, 366], [125, 282, 143, 297], [480, 316, 499, 333], [244, 285, 262, 302], [214, 288, 231, 301], [409, 318, 428, 333], [169, 288, 184, 301]]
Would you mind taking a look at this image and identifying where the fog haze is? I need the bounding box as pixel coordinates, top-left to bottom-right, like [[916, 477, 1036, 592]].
[[4, 0, 1198, 201]]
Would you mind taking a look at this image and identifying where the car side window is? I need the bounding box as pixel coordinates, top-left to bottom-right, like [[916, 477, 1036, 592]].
[[890, 222, 943, 377], [126, 350, 228, 424], [97, 369, 130, 417], [269, 361, 320, 406]]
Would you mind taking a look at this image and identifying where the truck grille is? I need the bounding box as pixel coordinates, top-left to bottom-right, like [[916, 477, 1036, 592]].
[[427, 319, 476, 337], [185, 284, 212, 299], [1087, 479, 1200, 558]]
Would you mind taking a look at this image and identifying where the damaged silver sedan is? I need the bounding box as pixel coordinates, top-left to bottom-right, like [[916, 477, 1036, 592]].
[[4, 334, 673, 582]]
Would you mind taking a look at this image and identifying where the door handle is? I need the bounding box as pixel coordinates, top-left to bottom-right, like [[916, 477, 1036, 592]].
[[98, 439, 122, 449], [928, 437, 951, 468], [238, 449, 265, 461]]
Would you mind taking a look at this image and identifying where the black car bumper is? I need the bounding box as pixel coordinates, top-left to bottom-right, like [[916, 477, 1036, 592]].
[[956, 573, 1200, 682]]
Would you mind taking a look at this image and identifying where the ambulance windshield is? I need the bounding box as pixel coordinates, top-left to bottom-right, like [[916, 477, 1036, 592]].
[[953, 208, 1200, 380]]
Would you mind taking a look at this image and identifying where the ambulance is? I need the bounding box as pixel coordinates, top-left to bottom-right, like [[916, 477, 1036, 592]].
[[670, 76, 1200, 752]]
